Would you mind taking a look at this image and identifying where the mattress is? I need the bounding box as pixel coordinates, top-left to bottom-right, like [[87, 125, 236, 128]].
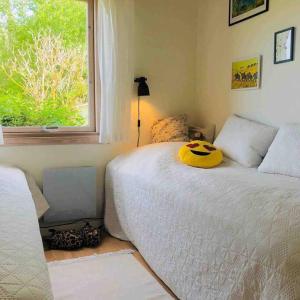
[[0, 166, 53, 299], [105, 142, 300, 300]]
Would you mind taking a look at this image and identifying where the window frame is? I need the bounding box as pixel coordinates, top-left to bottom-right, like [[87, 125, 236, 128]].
[[2, 0, 98, 145]]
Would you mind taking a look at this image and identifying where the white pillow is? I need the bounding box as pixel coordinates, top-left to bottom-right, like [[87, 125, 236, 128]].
[[214, 115, 277, 167], [258, 124, 300, 178]]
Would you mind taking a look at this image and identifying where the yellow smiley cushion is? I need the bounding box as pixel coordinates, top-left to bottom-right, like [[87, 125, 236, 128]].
[[178, 140, 223, 168]]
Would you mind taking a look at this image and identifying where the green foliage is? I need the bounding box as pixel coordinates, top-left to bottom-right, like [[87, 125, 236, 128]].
[[0, 0, 88, 127]]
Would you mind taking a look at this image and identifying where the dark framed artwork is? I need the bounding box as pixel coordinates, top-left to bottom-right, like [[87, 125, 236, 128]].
[[229, 0, 269, 26], [274, 27, 295, 64]]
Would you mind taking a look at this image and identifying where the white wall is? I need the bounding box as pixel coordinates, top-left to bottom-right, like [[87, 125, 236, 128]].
[[134, 0, 198, 144], [196, 0, 300, 132], [0, 0, 198, 213]]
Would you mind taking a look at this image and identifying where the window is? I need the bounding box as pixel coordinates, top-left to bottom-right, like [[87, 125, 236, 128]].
[[0, 0, 97, 144]]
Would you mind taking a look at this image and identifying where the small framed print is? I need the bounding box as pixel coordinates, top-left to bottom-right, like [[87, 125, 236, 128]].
[[274, 27, 295, 64], [231, 56, 261, 90]]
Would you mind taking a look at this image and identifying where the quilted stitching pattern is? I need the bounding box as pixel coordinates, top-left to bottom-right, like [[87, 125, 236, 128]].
[[0, 167, 53, 300], [105, 142, 300, 300]]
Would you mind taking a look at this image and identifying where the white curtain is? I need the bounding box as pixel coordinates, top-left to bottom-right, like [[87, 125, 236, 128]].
[[0, 127, 4, 145], [95, 0, 135, 143]]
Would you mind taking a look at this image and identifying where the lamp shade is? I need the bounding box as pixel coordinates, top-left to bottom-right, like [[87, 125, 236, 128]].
[[134, 77, 150, 96]]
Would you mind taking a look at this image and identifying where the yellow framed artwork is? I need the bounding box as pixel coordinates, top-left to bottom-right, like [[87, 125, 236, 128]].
[[231, 56, 261, 90]]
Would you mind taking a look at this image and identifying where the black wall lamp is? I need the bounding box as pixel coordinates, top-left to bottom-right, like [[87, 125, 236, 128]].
[[134, 77, 150, 147]]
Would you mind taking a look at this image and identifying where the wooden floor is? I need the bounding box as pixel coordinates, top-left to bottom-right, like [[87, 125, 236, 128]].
[[45, 234, 177, 299]]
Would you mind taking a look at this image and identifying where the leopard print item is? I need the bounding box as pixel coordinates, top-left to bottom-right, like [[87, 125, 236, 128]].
[[81, 223, 104, 248], [46, 223, 104, 250], [47, 229, 83, 250]]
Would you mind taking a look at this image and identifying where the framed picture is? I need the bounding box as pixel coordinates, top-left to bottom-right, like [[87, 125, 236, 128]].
[[229, 0, 269, 26], [231, 56, 261, 90], [274, 27, 295, 64]]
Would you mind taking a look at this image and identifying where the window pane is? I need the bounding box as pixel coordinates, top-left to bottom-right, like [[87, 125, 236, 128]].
[[0, 0, 90, 128]]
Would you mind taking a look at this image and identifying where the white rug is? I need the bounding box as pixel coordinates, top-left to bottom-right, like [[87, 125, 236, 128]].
[[48, 250, 173, 300]]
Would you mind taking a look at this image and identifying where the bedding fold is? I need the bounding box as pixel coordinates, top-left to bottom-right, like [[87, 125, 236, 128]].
[[0, 166, 53, 299], [25, 172, 49, 218]]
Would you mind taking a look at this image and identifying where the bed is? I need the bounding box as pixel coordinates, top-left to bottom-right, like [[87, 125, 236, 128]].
[[0, 166, 53, 299], [105, 142, 300, 300]]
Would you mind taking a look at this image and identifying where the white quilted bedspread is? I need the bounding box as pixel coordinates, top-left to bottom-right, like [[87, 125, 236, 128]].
[[105, 142, 300, 300], [0, 166, 53, 299]]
